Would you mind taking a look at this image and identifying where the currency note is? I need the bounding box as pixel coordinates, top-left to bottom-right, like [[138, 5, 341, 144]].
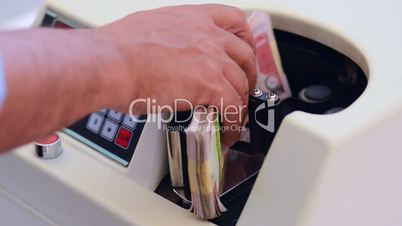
[[247, 11, 292, 100], [186, 107, 226, 219], [166, 130, 184, 187]]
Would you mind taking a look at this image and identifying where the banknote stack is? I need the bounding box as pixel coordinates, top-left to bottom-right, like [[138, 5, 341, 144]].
[[247, 11, 292, 100], [185, 107, 226, 219]]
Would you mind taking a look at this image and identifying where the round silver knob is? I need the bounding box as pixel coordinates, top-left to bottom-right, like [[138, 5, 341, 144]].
[[34, 134, 63, 159], [267, 92, 280, 104], [252, 88, 263, 97]]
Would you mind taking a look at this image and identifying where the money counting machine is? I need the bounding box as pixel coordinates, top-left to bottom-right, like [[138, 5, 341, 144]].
[[1, 0, 402, 226]]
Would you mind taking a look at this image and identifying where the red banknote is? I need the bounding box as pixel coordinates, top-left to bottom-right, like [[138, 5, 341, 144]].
[[248, 11, 292, 100]]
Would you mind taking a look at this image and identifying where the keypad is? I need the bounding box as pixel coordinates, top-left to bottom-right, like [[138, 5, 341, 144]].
[[86, 113, 104, 134], [108, 110, 123, 122], [122, 114, 137, 130], [98, 108, 108, 115], [115, 127, 133, 149], [87, 109, 138, 146], [100, 119, 119, 141]]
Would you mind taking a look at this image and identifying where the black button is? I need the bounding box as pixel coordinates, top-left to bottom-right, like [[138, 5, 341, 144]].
[[301, 85, 332, 103]]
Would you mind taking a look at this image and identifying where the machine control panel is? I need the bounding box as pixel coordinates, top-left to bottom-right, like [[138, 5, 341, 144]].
[[65, 110, 146, 166], [41, 11, 146, 166]]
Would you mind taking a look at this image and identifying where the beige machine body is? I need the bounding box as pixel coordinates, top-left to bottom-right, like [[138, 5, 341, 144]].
[[0, 0, 402, 225]]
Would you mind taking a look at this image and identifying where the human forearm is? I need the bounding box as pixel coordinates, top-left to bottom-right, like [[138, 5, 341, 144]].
[[0, 28, 128, 151]]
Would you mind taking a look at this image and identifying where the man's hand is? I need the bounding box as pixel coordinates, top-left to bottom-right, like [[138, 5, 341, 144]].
[[98, 4, 256, 146], [0, 4, 255, 151]]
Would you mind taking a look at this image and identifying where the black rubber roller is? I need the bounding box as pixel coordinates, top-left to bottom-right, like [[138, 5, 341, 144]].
[[299, 84, 332, 103]]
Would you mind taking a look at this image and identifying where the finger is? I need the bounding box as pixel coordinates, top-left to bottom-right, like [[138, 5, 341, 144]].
[[200, 4, 254, 48], [223, 60, 249, 130], [222, 57, 249, 110], [231, 19, 255, 55], [210, 77, 244, 147], [219, 29, 257, 92]]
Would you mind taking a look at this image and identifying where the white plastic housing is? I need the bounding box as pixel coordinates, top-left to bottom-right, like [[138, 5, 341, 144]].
[[0, 0, 402, 226]]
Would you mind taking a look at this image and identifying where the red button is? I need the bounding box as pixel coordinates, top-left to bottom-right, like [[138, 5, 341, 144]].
[[115, 127, 132, 149], [35, 134, 59, 145]]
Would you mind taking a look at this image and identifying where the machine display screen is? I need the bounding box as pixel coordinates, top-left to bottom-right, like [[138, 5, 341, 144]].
[[41, 11, 146, 166]]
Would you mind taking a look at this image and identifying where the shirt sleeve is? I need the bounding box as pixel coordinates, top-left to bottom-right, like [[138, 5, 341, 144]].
[[0, 55, 6, 109]]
